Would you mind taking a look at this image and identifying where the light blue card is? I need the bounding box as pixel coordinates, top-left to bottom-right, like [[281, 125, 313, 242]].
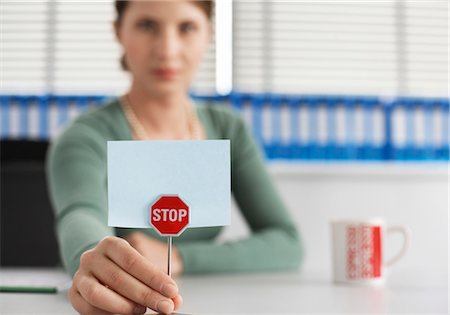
[[107, 140, 230, 229]]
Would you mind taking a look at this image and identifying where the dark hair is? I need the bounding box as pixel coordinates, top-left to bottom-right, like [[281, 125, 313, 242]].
[[115, 1, 213, 24], [115, 1, 213, 70]]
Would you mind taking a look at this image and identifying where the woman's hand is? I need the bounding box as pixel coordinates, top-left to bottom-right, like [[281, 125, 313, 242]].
[[124, 232, 184, 276], [69, 236, 182, 315]]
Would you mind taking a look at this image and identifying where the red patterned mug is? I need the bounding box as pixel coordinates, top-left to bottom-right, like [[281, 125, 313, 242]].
[[331, 218, 411, 285]]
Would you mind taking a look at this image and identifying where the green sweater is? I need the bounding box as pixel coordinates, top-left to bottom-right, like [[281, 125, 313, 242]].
[[47, 99, 303, 277]]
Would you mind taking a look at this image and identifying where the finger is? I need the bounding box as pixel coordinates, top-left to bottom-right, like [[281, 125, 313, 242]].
[[173, 294, 183, 310], [92, 254, 176, 314], [100, 237, 179, 298], [77, 274, 147, 315], [69, 285, 114, 315]]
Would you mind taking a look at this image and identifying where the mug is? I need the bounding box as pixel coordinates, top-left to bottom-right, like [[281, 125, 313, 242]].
[[331, 218, 411, 285]]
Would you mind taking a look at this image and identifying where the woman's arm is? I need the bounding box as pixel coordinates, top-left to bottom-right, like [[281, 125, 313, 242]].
[[47, 122, 182, 314], [47, 123, 112, 276], [176, 110, 304, 273]]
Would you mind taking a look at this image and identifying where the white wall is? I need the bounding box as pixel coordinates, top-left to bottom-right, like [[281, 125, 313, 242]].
[[220, 163, 448, 287]]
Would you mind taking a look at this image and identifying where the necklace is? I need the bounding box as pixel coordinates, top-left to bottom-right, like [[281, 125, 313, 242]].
[[121, 94, 203, 140]]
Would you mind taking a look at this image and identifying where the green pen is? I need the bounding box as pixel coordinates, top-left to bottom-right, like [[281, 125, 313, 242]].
[[0, 286, 58, 294]]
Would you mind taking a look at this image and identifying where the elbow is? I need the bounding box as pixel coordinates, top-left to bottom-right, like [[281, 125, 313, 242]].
[[282, 224, 305, 270]]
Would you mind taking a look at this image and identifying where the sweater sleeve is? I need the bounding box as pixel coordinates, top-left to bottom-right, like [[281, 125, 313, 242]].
[[46, 123, 114, 277], [177, 110, 304, 273]]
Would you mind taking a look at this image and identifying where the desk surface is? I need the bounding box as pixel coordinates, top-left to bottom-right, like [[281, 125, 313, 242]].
[[0, 268, 447, 314]]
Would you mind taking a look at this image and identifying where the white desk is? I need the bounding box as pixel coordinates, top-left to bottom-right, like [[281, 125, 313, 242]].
[[0, 268, 447, 314]]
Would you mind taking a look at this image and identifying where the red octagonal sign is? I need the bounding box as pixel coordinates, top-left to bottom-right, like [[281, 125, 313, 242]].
[[150, 195, 190, 236]]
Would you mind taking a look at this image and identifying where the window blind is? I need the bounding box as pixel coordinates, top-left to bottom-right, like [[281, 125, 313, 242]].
[[2, 1, 447, 97], [52, 2, 127, 94], [2, 2, 49, 93], [233, 0, 448, 97], [403, 1, 448, 96]]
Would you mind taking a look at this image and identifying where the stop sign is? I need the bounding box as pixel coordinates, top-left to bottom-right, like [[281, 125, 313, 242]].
[[150, 195, 190, 236]]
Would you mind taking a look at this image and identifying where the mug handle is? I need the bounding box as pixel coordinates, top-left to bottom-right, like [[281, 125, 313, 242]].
[[385, 225, 412, 267]]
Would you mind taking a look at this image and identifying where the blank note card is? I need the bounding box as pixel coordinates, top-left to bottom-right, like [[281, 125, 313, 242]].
[[107, 140, 230, 229]]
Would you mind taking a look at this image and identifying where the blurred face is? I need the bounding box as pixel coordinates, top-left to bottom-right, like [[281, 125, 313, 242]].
[[115, 1, 211, 97]]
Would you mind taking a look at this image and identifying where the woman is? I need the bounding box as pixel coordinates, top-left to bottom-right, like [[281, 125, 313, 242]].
[[47, 1, 303, 314]]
